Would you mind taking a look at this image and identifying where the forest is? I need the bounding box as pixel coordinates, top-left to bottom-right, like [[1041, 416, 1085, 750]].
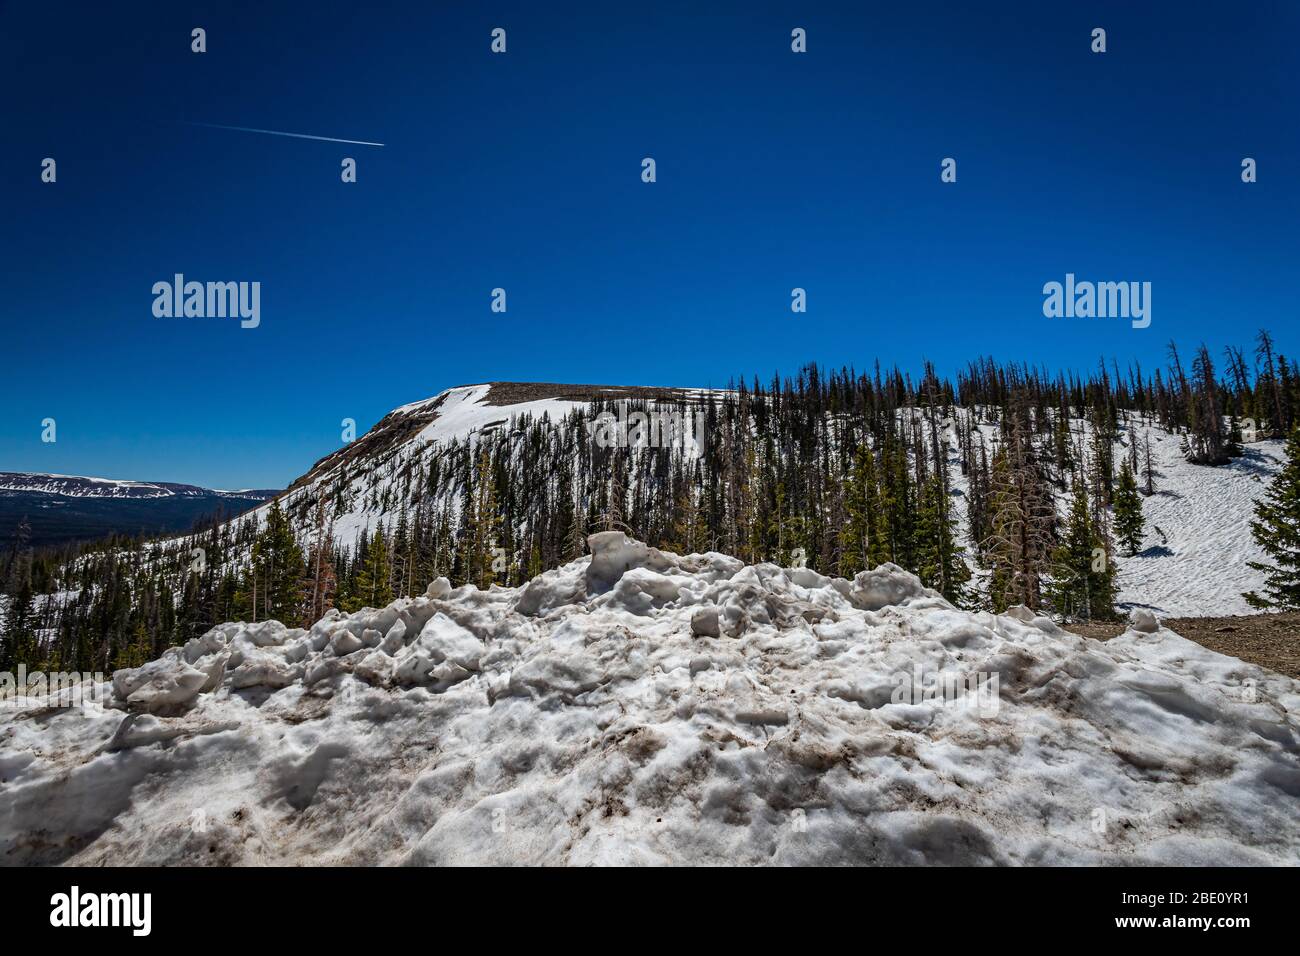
[[4, 331, 1299, 675]]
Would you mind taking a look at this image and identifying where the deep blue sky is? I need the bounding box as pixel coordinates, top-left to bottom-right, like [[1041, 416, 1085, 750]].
[[2, 1, 1297, 488]]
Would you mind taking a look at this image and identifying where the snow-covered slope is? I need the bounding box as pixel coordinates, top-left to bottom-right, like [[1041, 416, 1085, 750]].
[[248, 383, 1286, 618], [940, 414, 1287, 617], [241, 381, 718, 551], [3, 534, 1297, 866], [1112, 432, 1285, 616]]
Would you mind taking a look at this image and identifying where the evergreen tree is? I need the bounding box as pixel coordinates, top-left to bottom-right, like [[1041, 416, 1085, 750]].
[[346, 526, 394, 611], [0, 574, 37, 672], [1141, 431, 1157, 496], [461, 449, 504, 588], [250, 501, 305, 624], [913, 474, 970, 605], [304, 495, 337, 623], [1048, 478, 1117, 621], [671, 482, 707, 555], [1113, 460, 1145, 557], [114, 614, 150, 670], [1244, 426, 1300, 610], [840, 443, 884, 575], [985, 423, 1055, 611]]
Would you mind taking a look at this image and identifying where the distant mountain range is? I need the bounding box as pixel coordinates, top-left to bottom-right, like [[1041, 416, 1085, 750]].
[[0, 473, 279, 549]]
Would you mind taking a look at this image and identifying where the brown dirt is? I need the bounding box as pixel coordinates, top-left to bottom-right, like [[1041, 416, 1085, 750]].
[[1067, 612, 1300, 679], [480, 381, 707, 407]]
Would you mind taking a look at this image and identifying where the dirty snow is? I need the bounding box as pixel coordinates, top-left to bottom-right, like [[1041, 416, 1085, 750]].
[[3, 533, 1297, 866]]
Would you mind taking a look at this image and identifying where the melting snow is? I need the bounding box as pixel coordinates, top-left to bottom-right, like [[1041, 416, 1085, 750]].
[[2, 533, 1296, 865]]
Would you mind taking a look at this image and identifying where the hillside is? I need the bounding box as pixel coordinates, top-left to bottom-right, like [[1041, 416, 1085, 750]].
[[15, 360, 1297, 682], [3, 533, 1296, 865], [236, 382, 1285, 618]]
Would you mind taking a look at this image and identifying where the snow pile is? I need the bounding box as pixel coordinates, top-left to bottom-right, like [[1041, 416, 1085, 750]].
[[2, 533, 1297, 866]]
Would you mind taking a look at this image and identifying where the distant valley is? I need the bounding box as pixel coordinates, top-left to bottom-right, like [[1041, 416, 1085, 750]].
[[0, 473, 278, 548]]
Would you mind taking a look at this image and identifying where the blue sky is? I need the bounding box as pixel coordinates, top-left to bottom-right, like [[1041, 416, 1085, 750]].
[[2, 1, 1297, 488]]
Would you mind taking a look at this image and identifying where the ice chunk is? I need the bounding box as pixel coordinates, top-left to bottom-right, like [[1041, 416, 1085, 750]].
[[331, 630, 364, 656], [849, 563, 928, 610], [415, 613, 486, 671]]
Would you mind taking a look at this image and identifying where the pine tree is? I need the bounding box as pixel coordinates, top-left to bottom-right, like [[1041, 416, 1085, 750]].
[[346, 526, 394, 611], [671, 482, 707, 555], [770, 479, 791, 564], [985, 421, 1055, 611], [0, 574, 37, 672], [461, 449, 504, 588], [1244, 426, 1300, 610], [304, 495, 337, 623], [1141, 431, 1157, 495], [1048, 478, 1117, 621], [879, 437, 916, 569], [113, 614, 150, 670], [250, 501, 305, 624], [1113, 460, 1145, 556], [913, 474, 970, 605], [840, 443, 884, 575]]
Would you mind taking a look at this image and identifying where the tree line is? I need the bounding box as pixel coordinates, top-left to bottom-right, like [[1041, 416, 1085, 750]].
[[5, 330, 1300, 675]]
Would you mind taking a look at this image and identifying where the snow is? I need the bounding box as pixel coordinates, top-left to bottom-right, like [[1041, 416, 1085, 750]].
[[191, 383, 1293, 619], [1112, 432, 1286, 616], [412, 384, 588, 445], [3, 533, 1296, 866], [941, 409, 1287, 617], [0, 473, 172, 498]]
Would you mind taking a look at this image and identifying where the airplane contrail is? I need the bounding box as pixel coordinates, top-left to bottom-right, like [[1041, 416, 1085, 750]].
[[184, 122, 385, 147]]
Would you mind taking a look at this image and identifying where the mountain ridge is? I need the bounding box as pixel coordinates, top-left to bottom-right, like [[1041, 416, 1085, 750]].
[[0, 473, 279, 549], [0, 472, 279, 500]]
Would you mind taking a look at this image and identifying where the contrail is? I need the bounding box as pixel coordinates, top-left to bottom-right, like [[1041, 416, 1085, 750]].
[[184, 122, 384, 147]]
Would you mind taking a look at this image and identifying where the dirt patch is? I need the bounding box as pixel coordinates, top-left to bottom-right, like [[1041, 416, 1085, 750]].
[[481, 381, 708, 407], [1067, 613, 1300, 679]]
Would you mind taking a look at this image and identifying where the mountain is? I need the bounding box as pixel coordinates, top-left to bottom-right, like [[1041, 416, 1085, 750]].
[[234, 381, 1285, 618], [287, 381, 703, 496], [3, 532, 1296, 865], [0, 473, 279, 549], [17, 366, 1295, 684]]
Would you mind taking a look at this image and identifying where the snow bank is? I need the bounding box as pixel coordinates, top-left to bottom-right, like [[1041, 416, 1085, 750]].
[[2, 534, 1297, 866]]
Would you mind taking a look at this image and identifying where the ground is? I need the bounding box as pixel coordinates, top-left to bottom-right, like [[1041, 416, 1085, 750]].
[[1069, 612, 1300, 679]]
